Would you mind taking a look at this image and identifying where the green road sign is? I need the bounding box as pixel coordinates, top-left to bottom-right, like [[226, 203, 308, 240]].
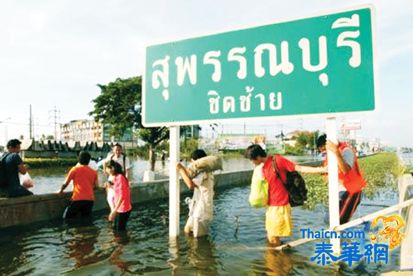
[[143, 6, 376, 127]]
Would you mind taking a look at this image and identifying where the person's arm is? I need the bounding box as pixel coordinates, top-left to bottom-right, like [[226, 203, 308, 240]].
[[125, 168, 131, 180], [295, 164, 327, 174], [18, 163, 28, 174], [326, 141, 352, 174], [124, 157, 130, 178], [14, 154, 28, 174], [176, 163, 195, 189], [58, 171, 73, 195], [103, 155, 110, 176]]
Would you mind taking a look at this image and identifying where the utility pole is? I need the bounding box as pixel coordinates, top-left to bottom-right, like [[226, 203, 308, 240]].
[[49, 106, 61, 141], [29, 104, 33, 139]]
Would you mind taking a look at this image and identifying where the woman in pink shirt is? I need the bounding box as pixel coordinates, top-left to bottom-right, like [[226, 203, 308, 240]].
[[105, 160, 132, 231]]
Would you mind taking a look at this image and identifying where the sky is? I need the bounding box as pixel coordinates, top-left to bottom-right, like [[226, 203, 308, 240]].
[[0, 0, 412, 147]]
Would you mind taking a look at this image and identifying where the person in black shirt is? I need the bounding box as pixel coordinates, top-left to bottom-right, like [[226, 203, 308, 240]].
[[0, 139, 33, 197]]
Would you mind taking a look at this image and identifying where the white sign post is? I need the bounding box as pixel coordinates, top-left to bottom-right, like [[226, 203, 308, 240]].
[[326, 117, 341, 254], [169, 126, 180, 237]]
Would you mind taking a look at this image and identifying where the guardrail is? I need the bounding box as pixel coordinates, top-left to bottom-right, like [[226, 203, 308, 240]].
[[399, 174, 413, 270]]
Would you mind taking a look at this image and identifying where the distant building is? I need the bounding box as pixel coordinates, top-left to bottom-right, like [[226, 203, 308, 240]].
[[61, 120, 102, 143], [281, 130, 301, 147], [217, 134, 261, 151], [61, 119, 135, 145]]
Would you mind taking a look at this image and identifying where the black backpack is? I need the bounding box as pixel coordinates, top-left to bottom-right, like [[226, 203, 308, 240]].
[[0, 153, 10, 187], [272, 155, 307, 207]]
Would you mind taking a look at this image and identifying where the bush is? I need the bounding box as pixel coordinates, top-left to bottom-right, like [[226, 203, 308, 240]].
[[284, 144, 304, 156], [24, 158, 78, 169]]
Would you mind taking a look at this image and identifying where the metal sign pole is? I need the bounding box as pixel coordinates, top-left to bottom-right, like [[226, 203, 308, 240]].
[[169, 126, 180, 237], [326, 117, 341, 254]]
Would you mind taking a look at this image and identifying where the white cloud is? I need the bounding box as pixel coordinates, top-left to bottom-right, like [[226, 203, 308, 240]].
[[0, 0, 412, 146]]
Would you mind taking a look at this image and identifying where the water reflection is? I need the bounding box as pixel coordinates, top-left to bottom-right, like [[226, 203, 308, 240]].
[[64, 221, 101, 269], [168, 236, 219, 275], [168, 237, 181, 274], [109, 231, 132, 273], [262, 246, 294, 275], [186, 236, 218, 275]]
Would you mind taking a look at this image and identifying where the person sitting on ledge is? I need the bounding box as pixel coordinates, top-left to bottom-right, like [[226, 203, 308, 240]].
[[0, 139, 33, 197]]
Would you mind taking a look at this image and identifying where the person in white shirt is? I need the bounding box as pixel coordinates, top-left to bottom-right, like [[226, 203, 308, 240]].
[[103, 143, 132, 211], [176, 149, 215, 238], [104, 143, 131, 179]]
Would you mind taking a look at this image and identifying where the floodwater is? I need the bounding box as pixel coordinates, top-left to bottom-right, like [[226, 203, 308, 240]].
[[0, 183, 399, 275], [28, 156, 320, 194]]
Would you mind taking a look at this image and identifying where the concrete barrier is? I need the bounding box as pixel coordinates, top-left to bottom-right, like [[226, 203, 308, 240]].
[[0, 170, 253, 229]]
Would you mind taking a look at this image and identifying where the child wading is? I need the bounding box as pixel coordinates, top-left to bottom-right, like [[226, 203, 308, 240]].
[[105, 160, 132, 231]]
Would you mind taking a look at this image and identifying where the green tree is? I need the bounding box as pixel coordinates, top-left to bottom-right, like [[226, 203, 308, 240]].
[[138, 127, 169, 171], [90, 76, 194, 171], [89, 77, 141, 138], [90, 76, 162, 171]]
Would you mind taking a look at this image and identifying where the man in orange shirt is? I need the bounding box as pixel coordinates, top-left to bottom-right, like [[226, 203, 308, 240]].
[[58, 151, 99, 219], [316, 134, 366, 224]]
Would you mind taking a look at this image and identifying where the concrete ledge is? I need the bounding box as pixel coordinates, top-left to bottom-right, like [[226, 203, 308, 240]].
[[0, 169, 253, 229]]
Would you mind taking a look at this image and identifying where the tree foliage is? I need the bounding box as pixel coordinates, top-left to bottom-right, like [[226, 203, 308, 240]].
[[89, 77, 141, 138], [89, 76, 195, 171]]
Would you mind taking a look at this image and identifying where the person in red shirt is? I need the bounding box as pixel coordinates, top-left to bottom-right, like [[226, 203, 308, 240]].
[[58, 151, 99, 219], [316, 134, 366, 224], [105, 160, 132, 231], [245, 144, 325, 245]]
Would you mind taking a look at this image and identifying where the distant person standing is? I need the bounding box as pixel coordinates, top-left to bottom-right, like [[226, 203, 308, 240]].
[[104, 143, 131, 179], [0, 139, 33, 197], [58, 151, 99, 219]]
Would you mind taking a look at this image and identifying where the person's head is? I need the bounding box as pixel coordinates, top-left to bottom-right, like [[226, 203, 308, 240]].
[[245, 144, 267, 165], [191, 149, 207, 161], [105, 160, 124, 176], [112, 143, 123, 157], [6, 139, 22, 153], [316, 134, 327, 152], [78, 151, 91, 165]]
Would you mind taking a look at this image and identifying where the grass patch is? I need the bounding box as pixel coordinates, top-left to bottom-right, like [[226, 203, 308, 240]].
[[24, 158, 78, 169]]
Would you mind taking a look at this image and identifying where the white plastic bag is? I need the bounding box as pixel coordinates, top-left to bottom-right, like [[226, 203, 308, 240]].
[[106, 185, 116, 212], [19, 173, 34, 189]]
